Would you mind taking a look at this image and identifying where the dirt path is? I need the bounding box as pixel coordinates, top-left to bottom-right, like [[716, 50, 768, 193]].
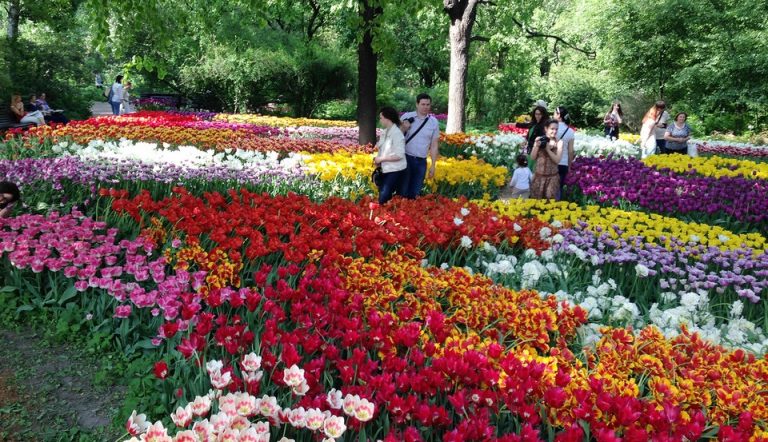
[[0, 329, 123, 441]]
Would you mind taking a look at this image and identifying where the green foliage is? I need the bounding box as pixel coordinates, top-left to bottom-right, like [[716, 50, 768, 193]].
[[593, 0, 768, 133], [6, 0, 768, 133], [179, 32, 353, 115], [376, 78, 448, 114], [314, 99, 356, 120], [544, 66, 607, 127], [1, 27, 95, 119]]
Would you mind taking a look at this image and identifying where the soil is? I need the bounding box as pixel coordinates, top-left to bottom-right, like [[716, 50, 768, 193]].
[[0, 328, 124, 441]]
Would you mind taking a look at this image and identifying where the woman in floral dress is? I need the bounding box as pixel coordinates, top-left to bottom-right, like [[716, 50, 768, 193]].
[[530, 120, 562, 200]]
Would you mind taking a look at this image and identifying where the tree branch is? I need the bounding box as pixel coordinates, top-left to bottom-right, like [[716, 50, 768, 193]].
[[305, 0, 325, 41], [509, 15, 596, 59], [470, 35, 490, 43]]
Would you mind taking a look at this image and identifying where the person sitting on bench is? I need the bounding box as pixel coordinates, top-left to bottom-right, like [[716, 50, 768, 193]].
[[33, 93, 69, 124], [10, 94, 45, 126]]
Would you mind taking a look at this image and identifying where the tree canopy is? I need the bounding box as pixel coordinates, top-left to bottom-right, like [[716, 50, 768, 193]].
[[2, 0, 766, 134]]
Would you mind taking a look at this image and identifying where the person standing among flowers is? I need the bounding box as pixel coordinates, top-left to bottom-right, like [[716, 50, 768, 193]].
[[554, 106, 575, 200], [509, 153, 532, 199], [373, 107, 408, 204], [0, 181, 21, 218], [639, 104, 661, 158], [654, 100, 670, 153], [401, 93, 440, 198], [526, 104, 549, 154], [530, 120, 562, 200], [109, 75, 125, 116], [664, 112, 692, 155], [603, 102, 623, 140], [121, 81, 136, 114]]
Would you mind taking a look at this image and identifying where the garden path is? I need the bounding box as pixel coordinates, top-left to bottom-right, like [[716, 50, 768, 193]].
[[0, 328, 123, 441]]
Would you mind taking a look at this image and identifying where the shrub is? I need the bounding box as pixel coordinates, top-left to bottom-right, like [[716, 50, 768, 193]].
[[2, 36, 94, 119]]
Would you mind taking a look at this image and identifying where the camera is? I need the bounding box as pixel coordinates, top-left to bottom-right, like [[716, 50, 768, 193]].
[[405, 117, 415, 124]]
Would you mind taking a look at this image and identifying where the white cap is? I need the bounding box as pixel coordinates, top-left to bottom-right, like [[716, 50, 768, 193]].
[[535, 99, 548, 109]]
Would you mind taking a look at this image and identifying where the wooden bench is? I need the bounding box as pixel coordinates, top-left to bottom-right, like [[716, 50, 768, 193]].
[[0, 104, 34, 131]]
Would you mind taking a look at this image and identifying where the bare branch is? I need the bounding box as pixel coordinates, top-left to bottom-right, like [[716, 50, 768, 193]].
[[470, 35, 490, 43], [509, 15, 596, 59]]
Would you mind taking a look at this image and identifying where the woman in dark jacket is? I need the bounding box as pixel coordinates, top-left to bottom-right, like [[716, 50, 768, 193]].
[[526, 105, 549, 153]]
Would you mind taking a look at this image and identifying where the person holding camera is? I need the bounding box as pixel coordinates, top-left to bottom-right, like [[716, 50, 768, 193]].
[[400, 93, 440, 199], [530, 120, 562, 200], [373, 107, 408, 204]]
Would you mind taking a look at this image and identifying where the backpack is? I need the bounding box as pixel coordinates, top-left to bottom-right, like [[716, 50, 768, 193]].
[[104, 86, 113, 102]]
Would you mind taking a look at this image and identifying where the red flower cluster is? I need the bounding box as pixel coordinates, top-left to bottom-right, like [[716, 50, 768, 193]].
[[497, 123, 529, 136], [105, 189, 550, 266]]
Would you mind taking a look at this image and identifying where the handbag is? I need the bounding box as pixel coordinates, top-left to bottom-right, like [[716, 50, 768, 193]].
[[372, 166, 383, 187]]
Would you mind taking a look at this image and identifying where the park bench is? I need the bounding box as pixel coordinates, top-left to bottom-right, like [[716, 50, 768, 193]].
[[0, 104, 34, 131]]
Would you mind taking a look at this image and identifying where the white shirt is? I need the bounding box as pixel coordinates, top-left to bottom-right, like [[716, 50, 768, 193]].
[[375, 126, 407, 173], [401, 111, 440, 158], [510, 167, 532, 190], [655, 111, 670, 139], [111, 83, 124, 103], [557, 122, 574, 166]]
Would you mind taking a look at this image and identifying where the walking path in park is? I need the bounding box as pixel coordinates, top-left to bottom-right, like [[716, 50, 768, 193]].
[[90, 101, 113, 117]]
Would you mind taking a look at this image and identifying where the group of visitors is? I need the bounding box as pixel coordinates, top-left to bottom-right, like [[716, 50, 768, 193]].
[[640, 100, 692, 157], [107, 75, 135, 115], [9, 92, 68, 127], [372, 93, 440, 204], [511, 103, 575, 200]]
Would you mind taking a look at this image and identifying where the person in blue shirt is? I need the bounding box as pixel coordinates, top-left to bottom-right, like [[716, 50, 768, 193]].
[[399, 93, 440, 198]]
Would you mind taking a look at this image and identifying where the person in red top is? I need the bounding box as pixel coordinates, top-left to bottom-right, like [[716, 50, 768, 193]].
[[9, 94, 45, 126]]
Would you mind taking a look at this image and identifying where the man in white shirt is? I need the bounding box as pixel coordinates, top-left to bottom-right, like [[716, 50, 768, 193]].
[[654, 100, 670, 154], [110, 75, 124, 116], [400, 93, 440, 198]]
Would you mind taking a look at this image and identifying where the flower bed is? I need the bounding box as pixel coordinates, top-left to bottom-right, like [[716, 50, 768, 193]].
[[644, 152, 768, 180], [566, 156, 768, 229], [8, 112, 373, 154], [694, 141, 768, 158], [213, 113, 357, 128], [2, 111, 768, 440], [300, 152, 508, 199]]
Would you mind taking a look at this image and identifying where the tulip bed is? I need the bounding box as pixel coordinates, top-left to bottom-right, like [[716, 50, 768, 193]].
[[564, 156, 768, 232], [1, 111, 768, 441], [694, 141, 768, 159]]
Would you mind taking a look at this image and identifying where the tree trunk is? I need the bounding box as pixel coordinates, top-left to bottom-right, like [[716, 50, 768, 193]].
[[357, 0, 380, 145], [444, 0, 480, 134], [6, 0, 21, 41]]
